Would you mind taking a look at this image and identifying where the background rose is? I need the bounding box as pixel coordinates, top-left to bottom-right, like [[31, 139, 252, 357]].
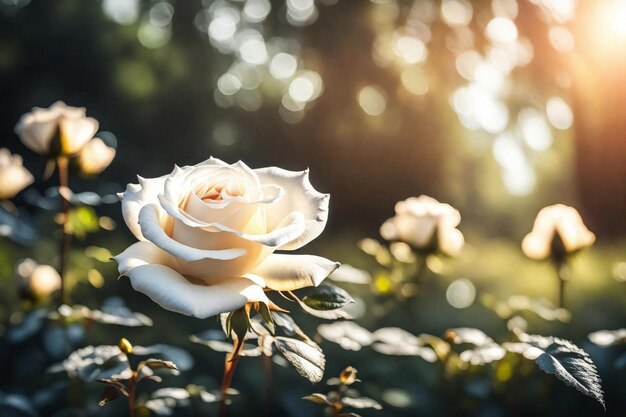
[[380, 195, 464, 256], [522, 204, 596, 261], [76, 137, 116, 175], [15, 258, 62, 300], [14, 101, 99, 156], [115, 157, 339, 318], [0, 148, 34, 200]]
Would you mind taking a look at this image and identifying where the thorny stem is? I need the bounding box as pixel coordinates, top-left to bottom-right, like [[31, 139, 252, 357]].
[[57, 156, 71, 306], [219, 337, 245, 417]]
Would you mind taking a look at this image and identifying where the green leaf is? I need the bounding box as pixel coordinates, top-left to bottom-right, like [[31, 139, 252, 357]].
[[275, 336, 325, 383], [98, 384, 125, 407], [226, 308, 251, 341], [302, 285, 355, 311], [588, 329, 626, 346], [341, 396, 382, 410], [302, 393, 332, 406], [140, 358, 179, 371], [257, 303, 275, 334], [512, 335, 605, 408]]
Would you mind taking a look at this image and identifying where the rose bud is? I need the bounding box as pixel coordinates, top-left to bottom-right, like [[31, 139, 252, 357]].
[[522, 204, 595, 262], [114, 157, 339, 319], [380, 195, 464, 256], [14, 101, 99, 157], [15, 258, 62, 300], [0, 148, 34, 200], [76, 137, 116, 175]]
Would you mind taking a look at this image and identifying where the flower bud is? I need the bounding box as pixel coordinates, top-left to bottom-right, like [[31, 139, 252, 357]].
[[522, 204, 595, 262], [15, 258, 61, 300], [14, 101, 99, 157], [118, 338, 133, 355], [0, 148, 33, 200], [339, 366, 358, 385], [380, 195, 464, 256], [76, 138, 116, 175]]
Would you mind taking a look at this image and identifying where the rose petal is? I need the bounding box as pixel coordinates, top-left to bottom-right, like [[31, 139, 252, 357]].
[[254, 167, 330, 250], [126, 265, 268, 318], [120, 175, 169, 240], [15, 114, 58, 154], [114, 241, 177, 273], [138, 204, 246, 262], [60, 116, 99, 154], [253, 254, 340, 291]]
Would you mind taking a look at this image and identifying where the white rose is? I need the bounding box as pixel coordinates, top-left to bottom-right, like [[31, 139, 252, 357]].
[[76, 138, 116, 175], [380, 195, 464, 256], [114, 157, 339, 319], [16, 258, 62, 299], [0, 148, 34, 200], [522, 204, 595, 261], [14, 101, 99, 156]]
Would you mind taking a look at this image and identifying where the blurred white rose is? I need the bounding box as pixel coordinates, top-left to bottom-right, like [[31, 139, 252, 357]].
[[14, 101, 99, 156], [380, 195, 464, 256], [76, 138, 116, 175], [522, 204, 595, 261], [114, 157, 338, 318], [0, 148, 34, 200], [16, 258, 62, 299]]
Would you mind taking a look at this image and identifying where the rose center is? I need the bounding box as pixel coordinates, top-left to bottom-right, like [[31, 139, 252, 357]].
[[197, 183, 243, 202]]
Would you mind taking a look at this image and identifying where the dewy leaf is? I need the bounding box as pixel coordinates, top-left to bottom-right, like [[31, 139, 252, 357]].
[[274, 336, 325, 383], [526, 337, 605, 408], [302, 285, 355, 311]]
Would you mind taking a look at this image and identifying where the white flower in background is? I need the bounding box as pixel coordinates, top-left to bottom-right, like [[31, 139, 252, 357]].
[[522, 204, 595, 261], [0, 148, 34, 200], [114, 157, 338, 319], [380, 195, 464, 256], [16, 258, 62, 299], [14, 101, 99, 156], [77, 138, 116, 175]]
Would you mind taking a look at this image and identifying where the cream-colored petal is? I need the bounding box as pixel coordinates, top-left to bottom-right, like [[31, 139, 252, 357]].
[[253, 254, 340, 291], [439, 228, 465, 256], [59, 116, 99, 154], [14, 115, 57, 154], [138, 204, 246, 262], [521, 232, 551, 260], [78, 138, 116, 175], [114, 241, 177, 274], [0, 149, 34, 200], [254, 167, 329, 250], [120, 175, 168, 240], [126, 264, 268, 318]]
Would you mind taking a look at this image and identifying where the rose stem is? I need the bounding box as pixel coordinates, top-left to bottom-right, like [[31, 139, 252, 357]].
[[218, 337, 245, 417], [57, 156, 71, 306], [413, 255, 428, 285], [263, 353, 274, 417], [127, 372, 137, 417], [556, 261, 569, 309]]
